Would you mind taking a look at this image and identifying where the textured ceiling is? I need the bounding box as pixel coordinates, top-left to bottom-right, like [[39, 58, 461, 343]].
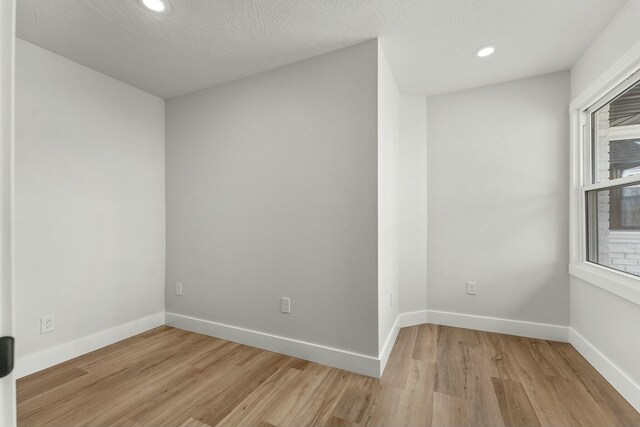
[[17, 0, 627, 99]]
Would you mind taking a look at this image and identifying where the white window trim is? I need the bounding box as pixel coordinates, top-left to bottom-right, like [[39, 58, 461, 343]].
[[569, 263, 640, 306], [570, 42, 640, 306]]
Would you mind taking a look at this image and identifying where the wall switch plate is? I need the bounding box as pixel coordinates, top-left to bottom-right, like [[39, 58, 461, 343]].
[[41, 315, 55, 334], [176, 282, 183, 295], [390, 291, 394, 307], [467, 282, 478, 295], [281, 297, 291, 314]]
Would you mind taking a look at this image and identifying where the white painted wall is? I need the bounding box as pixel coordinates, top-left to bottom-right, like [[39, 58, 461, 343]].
[[570, 277, 640, 386], [377, 45, 400, 354], [569, 1, 640, 408], [571, 0, 640, 100], [14, 39, 165, 358], [426, 71, 570, 327], [165, 40, 380, 357], [398, 94, 427, 315]]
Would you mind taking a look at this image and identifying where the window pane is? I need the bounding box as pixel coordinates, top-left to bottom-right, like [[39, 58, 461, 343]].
[[592, 79, 640, 183], [587, 183, 640, 276]]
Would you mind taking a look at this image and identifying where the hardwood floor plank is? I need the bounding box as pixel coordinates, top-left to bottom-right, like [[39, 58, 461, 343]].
[[285, 368, 349, 427], [83, 365, 202, 427], [178, 418, 213, 427], [79, 327, 188, 372], [108, 417, 144, 427], [528, 339, 575, 380], [324, 416, 359, 427], [15, 325, 640, 427], [481, 332, 521, 382], [505, 336, 579, 427], [434, 326, 465, 396], [491, 377, 541, 427], [380, 327, 417, 389], [215, 367, 304, 427], [548, 376, 619, 427], [262, 364, 333, 426], [16, 366, 87, 403], [412, 323, 437, 363], [404, 360, 435, 427], [460, 342, 505, 427], [431, 392, 470, 427], [363, 385, 412, 427], [131, 353, 288, 426], [195, 355, 295, 426], [102, 337, 245, 426], [331, 374, 378, 424], [553, 342, 640, 427]]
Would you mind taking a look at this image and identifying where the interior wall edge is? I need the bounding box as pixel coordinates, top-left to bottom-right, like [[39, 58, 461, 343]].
[[569, 327, 640, 412], [14, 312, 165, 379]]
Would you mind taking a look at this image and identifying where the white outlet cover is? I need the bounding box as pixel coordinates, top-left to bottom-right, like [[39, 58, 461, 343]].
[[467, 282, 478, 295], [41, 314, 55, 334], [281, 297, 291, 314], [176, 282, 183, 295]]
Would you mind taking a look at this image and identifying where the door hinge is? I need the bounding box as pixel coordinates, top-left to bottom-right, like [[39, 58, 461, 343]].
[[0, 336, 14, 378]]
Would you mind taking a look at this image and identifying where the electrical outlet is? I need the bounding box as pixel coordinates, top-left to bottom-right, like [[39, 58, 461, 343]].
[[176, 282, 183, 296], [467, 282, 478, 295], [390, 291, 394, 307], [41, 315, 55, 334], [281, 297, 291, 314]]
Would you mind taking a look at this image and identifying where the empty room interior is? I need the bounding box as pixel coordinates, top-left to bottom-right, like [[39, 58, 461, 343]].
[[3, 0, 640, 426]]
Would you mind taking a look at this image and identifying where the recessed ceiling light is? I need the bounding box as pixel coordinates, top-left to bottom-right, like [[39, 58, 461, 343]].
[[476, 46, 495, 58], [142, 0, 166, 12]]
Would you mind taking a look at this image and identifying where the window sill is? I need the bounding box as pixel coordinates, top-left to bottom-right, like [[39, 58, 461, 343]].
[[569, 262, 640, 306]]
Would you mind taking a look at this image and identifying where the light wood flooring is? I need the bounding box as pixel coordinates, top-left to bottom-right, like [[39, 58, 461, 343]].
[[17, 324, 640, 427]]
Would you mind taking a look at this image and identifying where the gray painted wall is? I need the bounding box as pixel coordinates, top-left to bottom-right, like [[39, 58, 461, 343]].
[[426, 71, 570, 326], [165, 40, 380, 356]]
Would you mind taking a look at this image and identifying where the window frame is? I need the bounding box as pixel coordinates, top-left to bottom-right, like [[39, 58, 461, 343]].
[[570, 59, 640, 307], [602, 126, 640, 231]]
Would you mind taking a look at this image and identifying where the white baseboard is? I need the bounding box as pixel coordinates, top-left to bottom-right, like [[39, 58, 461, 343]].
[[15, 312, 165, 378], [12, 309, 581, 386], [165, 312, 381, 377], [379, 315, 400, 376], [12, 309, 425, 380], [427, 309, 569, 342], [569, 328, 640, 412], [398, 310, 429, 328]]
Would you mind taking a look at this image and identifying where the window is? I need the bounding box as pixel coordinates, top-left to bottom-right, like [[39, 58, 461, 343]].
[[607, 140, 640, 230], [586, 78, 640, 276]]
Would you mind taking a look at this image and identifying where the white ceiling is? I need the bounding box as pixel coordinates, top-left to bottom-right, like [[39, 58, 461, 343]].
[[17, 0, 626, 99]]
